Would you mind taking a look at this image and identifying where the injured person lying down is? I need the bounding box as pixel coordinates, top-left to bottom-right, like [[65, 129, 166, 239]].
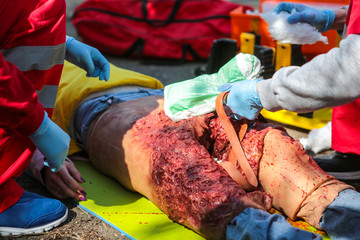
[[29, 59, 360, 240]]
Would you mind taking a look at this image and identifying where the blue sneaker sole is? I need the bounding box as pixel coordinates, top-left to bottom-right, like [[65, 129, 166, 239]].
[[0, 208, 68, 236]]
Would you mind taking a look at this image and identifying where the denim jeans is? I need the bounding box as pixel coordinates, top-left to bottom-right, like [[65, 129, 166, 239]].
[[227, 189, 360, 240], [226, 208, 322, 240], [73, 88, 164, 151]]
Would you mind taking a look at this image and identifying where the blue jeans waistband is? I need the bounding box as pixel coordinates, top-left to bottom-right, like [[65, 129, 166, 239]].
[[72, 88, 164, 152]]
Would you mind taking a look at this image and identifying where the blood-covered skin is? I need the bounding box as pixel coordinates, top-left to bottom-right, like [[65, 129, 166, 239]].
[[131, 104, 273, 239], [88, 96, 274, 239]]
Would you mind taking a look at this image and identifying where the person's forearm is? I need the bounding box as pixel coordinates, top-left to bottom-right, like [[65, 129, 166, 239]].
[[258, 34, 360, 113], [330, 7, 348, 31]]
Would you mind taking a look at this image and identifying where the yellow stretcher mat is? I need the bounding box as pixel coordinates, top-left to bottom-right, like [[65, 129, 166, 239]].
[[261, 108, 332, 131], [74, 160, 329, 240], [74, 160, 203, 240]]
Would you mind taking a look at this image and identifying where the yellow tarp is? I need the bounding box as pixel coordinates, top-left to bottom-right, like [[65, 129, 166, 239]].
[[74, 160, 329, 240], [74, 160, 203, 240]]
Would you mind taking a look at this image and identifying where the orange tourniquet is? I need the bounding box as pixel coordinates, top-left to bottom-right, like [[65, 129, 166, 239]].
[[216, 91, 258, 189]]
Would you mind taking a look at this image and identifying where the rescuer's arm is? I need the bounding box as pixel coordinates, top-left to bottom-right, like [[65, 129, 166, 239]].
[[0, 52, 44, 135], [0, 51, 70, 172], [258, 34, 360, 113], [221, 34, 360, 119]]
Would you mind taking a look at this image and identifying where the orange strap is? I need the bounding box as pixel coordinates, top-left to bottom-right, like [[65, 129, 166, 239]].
[[228, 119, 247, 167], [215, 92, 258, 188]]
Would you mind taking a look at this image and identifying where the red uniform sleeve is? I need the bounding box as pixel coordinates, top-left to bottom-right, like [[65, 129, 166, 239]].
[[346, 0, 360, 35], [0, 52, 44, 136]]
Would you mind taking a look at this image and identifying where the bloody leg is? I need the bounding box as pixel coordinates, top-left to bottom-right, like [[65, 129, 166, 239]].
[[87, 96, 272, 240]]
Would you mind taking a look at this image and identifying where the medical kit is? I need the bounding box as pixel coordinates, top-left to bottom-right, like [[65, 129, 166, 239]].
[[71, 0, 252, 61]]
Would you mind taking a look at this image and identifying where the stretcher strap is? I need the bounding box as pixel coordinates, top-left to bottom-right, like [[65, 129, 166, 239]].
[[215, 92, 258, 188]]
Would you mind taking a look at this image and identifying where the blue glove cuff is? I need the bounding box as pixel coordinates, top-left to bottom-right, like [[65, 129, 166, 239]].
[[65, 36, 75, 48], [225, 79, 263, 120], [322, 10, 335, 32], [249, 79, 263, 108], [31, 112, 49, 138]]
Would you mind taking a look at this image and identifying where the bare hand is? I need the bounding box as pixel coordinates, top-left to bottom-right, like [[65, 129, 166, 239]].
[[42, 158, 86, 201]]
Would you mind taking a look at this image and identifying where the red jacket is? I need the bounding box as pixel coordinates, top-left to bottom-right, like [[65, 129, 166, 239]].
[[332, 0, 360, 155], [0, 0, 66, 212]]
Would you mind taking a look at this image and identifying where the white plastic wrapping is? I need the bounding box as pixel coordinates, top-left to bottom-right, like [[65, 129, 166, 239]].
[[164, 53, 261, 122], [261, 11, 328, 45]]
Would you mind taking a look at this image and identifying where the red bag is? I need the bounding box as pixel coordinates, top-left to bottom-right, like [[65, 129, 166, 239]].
[[71, 0, 253, 61]]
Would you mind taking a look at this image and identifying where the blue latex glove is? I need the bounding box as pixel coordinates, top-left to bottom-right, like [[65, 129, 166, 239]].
[[29, 112, 70, 172], [274, 2, 335, 32], [218, 79, 263, 120], [65, 36, 110, 81]]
